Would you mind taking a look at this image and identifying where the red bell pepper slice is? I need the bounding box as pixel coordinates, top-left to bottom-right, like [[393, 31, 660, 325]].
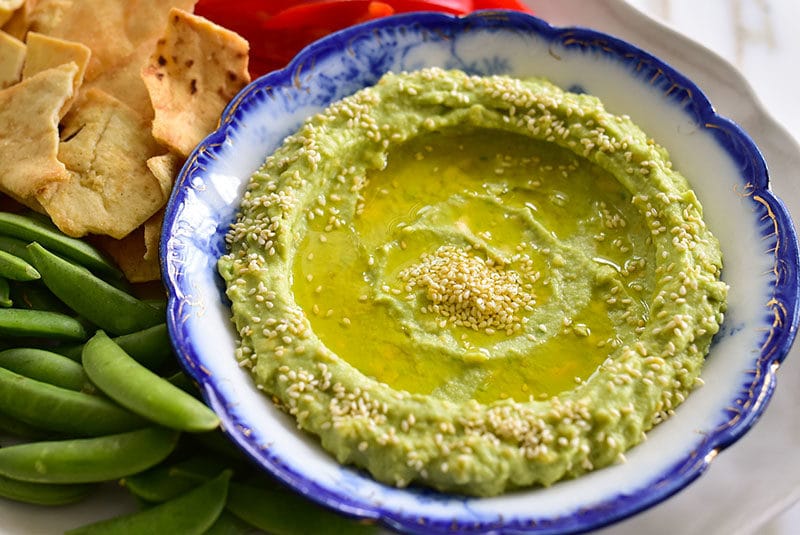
[[472, 0, 530, 11], [195, 0, 533, 76], [262, 1, 395, 31]]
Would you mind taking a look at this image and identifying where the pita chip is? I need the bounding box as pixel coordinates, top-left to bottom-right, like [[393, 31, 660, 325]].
[[23, 32, 90, 87], [23, 32, 90, 115], [0, 29, 24, 88], [147, 152, 184, 201], [29, 0, 133, 79], [0, 62, 77, 205], [0, 0, 23, 30], [93, 217, 161, 283], [28, 0, 197, 118], [36, 88, 166, 239], [0, 0, 26, 38], [142, 8, 250, 157], [143, 209, 164, 263]]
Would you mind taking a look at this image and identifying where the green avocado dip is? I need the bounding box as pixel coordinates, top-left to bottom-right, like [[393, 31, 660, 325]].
[[218, 68, 728, 496]]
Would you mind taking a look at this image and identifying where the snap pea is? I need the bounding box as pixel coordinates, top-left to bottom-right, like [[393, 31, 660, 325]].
[[166, 370, 196, 393], [0, 276, 11, 307], [190, 430, 255, 466], [204, 511, 256, 535], [142, 298, 167, 315], [82, 331, 219, 432], [161, 463, 375, 535], [0, 367, 147, 436], [0, 308, 88, 340], [0, 474, 95, 506], [8, 280, 71, 313], [123, 455, 232, 503], [0, 211, 121, 278], [0, 410, 49, 439], [57, 323, 173, 370], [27, 243, 162, 335], [226, 483, 379, 535], [0, 249, 40, 281], [0, 235, 33, 263], [65, 469, 231, 535], [0, 347, 89, 391], [0, 427, 180, 484]]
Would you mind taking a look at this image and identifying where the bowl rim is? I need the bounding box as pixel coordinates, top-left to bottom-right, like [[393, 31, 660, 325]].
[[161, 10, 800, 534]]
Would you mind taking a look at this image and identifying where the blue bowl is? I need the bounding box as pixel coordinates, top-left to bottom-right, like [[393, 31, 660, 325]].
[[161, 10, 800, 534]]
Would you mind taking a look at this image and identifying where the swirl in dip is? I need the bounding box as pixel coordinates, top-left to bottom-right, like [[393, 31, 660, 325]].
[[219, 68, 727, 496]]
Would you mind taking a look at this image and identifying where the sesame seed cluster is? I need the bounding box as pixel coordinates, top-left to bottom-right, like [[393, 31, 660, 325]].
[[398, 245, 535, 335], [218, 67, 728, 496]]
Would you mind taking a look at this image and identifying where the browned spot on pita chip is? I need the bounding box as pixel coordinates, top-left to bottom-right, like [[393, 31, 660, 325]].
[[0, 30, 25, 88], [93, 219, 161, 283], [0, 62, 76, 206], [142, 8, 249, 157], [36, 88, 165, 239], [23, 32, 90, 115], [0, 0, 24, 28], [146, 152, 184, 201]]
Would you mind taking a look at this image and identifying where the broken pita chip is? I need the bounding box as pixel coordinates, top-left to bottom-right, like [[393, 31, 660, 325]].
[[146, 152, 184, 200], [36, 88, 166, 239], [0, 62, 77, 205], [142, 8, 250, 157], [23, 32, 90, 87], [0, 29, 24, 88], [0, 0, 24, 29], [1, 0, 32, 40], [143, 208, 164, 263], [93, 220, 161, 283], [23, 32, 90, 115]]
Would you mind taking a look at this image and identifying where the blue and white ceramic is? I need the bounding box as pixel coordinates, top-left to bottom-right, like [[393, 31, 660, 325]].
[[161, 10, 800, 534]]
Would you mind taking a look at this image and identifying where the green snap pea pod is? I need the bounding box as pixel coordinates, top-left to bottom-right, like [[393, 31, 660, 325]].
[[124, 455, 233, 503], [0, 212, 121, 277], [0, 410, 50, 439], [142, 298, 167, 315], [27, 243, 161, 335], [66, 469, 231, 535], [0, 235, 33, 262], [58, 323, 173, 369], [203, 510, 256, 535], [0, 474, 95, 506], [0, 276, 11, 307], [8, 280, 71, 313], [166, 370, 197, 393], [0, 249, 40, 281], [82, 331, 220, 432], [226, 482, 379, 535], [0, 427, 180, 484], [189, 430, 253, 466], [0, 347, 89, 391], [0, 367, 147, 436], [168, 464, 374, 535], [0, 308, 87, 340]]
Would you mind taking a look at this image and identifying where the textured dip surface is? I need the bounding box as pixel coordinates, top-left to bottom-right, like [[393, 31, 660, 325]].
[[218, 68, 728, 496]]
